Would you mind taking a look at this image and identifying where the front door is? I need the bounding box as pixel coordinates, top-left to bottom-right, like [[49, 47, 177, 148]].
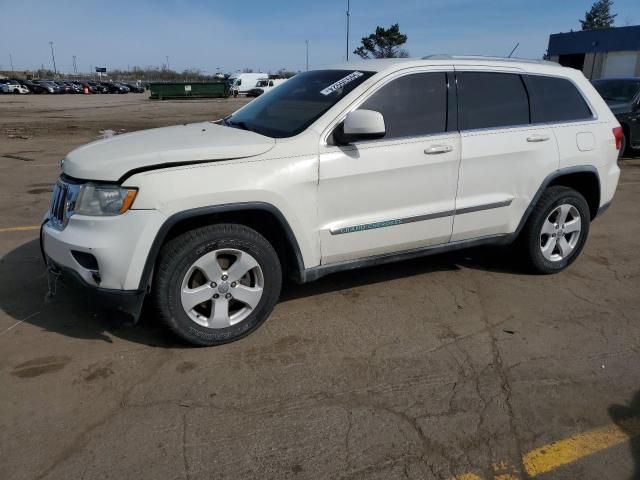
[[318, 69, 461, 264]]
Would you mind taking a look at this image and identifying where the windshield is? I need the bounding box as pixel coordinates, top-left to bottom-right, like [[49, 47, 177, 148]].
[[225, 69, 375, 138], [593, 79, 640, 103]]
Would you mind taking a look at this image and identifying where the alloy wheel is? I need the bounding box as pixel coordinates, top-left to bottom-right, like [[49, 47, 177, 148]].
[[180, 248, 264, 328], [539, 204, 582, 262]]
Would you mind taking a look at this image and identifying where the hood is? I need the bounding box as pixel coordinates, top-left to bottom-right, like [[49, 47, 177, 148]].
[[63, 122, 276, 182]]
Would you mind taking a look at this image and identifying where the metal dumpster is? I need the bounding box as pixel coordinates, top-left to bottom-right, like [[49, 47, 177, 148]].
[[149, 82, 229, 99]]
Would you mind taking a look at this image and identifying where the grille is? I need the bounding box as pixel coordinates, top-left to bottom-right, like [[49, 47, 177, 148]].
[[49, 182, 68, 228], [48, 179, 81, 230]]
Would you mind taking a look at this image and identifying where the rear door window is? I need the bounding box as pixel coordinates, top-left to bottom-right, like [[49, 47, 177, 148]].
[[358, 72, 448, 139], [457, 72, 530, 130], [527, 75, 593, 123]]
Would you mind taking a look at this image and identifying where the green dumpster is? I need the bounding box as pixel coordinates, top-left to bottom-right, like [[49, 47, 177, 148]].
[[150, 82, 229, 100]]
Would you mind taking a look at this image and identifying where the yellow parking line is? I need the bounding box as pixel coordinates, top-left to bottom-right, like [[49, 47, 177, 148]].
[[0, 225, 40, 233], [453, 416, 640, 480], [523, 416, 640, 476]]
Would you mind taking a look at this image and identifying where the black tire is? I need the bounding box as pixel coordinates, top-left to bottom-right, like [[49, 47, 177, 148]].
[[153, 224, 282, 346], [519, 186, 590, 274]]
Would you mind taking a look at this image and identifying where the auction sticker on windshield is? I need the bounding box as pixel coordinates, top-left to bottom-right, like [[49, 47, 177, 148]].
[[320, 71, 364, 96]]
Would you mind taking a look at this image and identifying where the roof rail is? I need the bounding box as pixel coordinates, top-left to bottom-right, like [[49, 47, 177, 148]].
[[422, 54, 556, 65]]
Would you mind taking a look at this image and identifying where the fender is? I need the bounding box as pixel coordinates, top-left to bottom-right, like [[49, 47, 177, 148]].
[[137, 202, 306, 291]]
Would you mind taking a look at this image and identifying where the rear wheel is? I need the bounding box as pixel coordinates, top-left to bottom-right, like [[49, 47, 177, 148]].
[[154, 224, 282, 346], [519, 186, 590, 274]]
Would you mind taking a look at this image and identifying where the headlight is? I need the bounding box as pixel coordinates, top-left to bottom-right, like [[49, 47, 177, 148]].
[[74, 183, 138, 216]]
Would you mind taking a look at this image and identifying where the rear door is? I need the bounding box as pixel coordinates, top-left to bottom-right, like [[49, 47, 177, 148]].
[[526, 73, 601, 174], [451, 69, 559, 241]]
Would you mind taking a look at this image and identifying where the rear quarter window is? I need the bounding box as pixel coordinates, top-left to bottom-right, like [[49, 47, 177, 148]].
[[527, 75, 593, 123]]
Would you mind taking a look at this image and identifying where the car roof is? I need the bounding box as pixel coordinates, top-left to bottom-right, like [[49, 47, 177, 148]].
[[324, 55, 571, 76]]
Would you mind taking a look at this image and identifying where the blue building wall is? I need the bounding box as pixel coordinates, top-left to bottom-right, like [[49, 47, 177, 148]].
[[548, 25, 640, 56]]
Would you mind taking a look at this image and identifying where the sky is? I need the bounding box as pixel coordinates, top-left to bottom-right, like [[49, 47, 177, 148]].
[[1, 0, 639, 75]]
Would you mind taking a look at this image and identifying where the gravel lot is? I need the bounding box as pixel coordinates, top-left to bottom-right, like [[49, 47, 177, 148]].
[[1, 94, 639, 480]]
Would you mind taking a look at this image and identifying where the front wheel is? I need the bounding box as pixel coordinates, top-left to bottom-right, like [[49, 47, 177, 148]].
[[519, 186, 590, 274], [153, 224, 282, 346]]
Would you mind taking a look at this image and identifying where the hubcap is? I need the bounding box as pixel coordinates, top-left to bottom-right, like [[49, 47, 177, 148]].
[[180, 248, 264, 329], [539, 204, 582, 262]]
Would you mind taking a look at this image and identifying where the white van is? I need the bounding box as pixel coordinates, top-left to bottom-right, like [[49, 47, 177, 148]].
[[42, 56, 621, 345], [247, 77, 290, 97], [228, 73, 268, 97]]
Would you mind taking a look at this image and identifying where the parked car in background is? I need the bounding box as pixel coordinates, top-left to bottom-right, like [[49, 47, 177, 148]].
[[246, 78, 289, 98], [593, 77, 640, 155], [124, 83, 144, 93], [23, 80, 48, 94], [0, 78, 24, 93], [10, 78, 32, 88], [101, 82, 129, 94], [79, 82, 98, 93], [53, 81, 72, 93], [41, 56, 622, 346], [37, 81, 63, 94], [228, 73, 269, 97], [13, 84, 30, 94], [245, 88, 264, 98], [64, 81, 82, 93], [88, 81, 109, 94]]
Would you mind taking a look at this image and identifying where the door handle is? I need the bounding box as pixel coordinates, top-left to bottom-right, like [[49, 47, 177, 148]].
[[424, 145, 453, 155], [526, 134, 550, 143]]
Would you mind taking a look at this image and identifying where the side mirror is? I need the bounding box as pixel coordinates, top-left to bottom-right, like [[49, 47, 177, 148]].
[[336, 110, 386, 144]]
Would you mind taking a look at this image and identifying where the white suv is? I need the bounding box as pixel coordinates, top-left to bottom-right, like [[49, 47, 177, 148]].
[[42, 56, 622, 345]]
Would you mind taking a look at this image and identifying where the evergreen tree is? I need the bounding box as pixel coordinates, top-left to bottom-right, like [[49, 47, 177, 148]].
[[580, 0, 617, 30], [353, 24, 409, 59]]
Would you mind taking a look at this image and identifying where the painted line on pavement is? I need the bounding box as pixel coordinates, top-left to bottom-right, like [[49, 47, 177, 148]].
[[523, 416, 640, 476], [452, 416, 640, 479], [0, 225, 40, 233]]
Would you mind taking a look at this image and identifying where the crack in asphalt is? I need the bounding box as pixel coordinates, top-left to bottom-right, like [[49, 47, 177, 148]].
[[182, 412, 191, 480], [32, 350, 175, 480]]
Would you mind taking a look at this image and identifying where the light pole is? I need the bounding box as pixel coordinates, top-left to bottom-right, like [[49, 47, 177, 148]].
[[49, 41, 57, 76], [9, 54, 14, 73], [346, 0, 350, 61], [73, 55, 77, 75], [166, 55, 170, 70], [305, 40, 309, 71]]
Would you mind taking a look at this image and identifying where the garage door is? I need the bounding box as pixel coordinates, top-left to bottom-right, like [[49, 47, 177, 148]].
[[603, 51, 638, 78]]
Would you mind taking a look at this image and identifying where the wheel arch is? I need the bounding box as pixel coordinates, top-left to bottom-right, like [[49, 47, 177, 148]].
[[547, 169, 600, 220], [514, 166, 601, 239], [138, 202, 306, 291]]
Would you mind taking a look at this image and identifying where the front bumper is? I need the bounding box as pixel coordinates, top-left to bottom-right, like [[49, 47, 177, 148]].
[[45, 256, 146, 320], [41, 209, 167, 318]]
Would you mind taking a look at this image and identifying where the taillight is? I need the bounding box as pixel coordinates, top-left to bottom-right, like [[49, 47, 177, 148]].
[[612, 126, 623, 151]]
